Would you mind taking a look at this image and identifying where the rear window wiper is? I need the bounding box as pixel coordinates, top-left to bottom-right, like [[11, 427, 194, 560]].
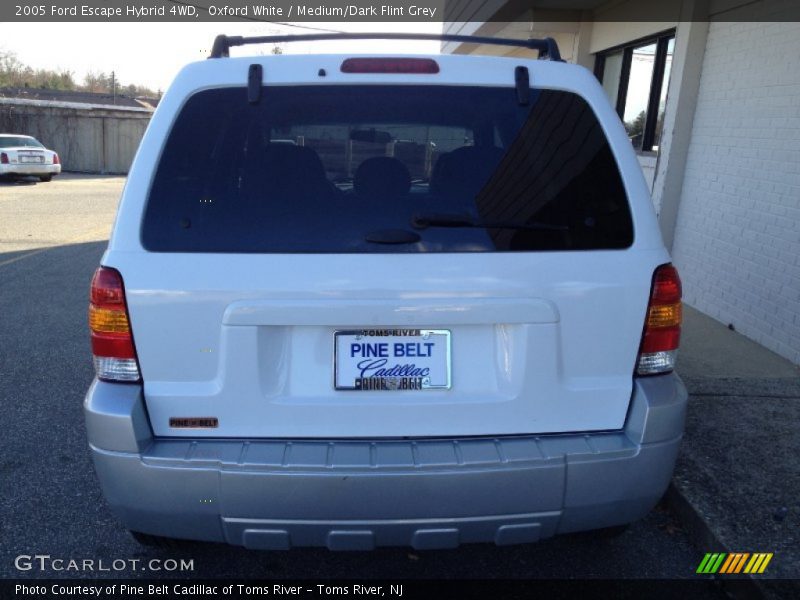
[[411, 213, 568, 232]]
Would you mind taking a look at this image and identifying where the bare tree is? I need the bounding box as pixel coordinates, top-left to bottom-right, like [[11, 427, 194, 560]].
[[0, 49, 76, 90]]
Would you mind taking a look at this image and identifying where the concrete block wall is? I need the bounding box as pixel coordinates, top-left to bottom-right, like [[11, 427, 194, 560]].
[[0, 104, 150, 174], [670, 19, 800, 364]]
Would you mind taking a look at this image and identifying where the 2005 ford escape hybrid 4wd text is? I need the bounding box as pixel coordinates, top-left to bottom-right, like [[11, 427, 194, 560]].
[[84, 33, 687, 550]]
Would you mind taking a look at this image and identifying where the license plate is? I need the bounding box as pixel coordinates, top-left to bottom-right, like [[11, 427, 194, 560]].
[[334, 329, 451, 391], [20, 156, 42, 163]]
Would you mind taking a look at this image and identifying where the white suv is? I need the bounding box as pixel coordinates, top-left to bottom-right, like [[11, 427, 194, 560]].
[[85, 34, 687, 550]]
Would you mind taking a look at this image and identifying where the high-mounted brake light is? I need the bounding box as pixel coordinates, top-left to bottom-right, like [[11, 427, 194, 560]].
[[340, 58, 440, 74], [0, 152, 8, 164], [89, 267, 141, 382], [53, 153, 60, 165], [636, 264, 682, 375]]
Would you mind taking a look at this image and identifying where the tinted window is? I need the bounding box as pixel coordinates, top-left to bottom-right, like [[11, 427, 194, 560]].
[[0, 136, 43, 148], [142, 86, 633, 253]]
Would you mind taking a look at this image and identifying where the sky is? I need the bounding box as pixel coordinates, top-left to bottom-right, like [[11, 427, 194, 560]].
[[0, 20, 662, 125], [0, 21, 443, 92]]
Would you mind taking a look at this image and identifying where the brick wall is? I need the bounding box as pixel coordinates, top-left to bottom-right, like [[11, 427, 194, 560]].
[[670, 19, 800, 364]]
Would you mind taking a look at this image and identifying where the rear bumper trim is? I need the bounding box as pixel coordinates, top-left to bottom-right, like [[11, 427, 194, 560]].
[[85, 374, 687, 548], [0, 164, 60, 176]]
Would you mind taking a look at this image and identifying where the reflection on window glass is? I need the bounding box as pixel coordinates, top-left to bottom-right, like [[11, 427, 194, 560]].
[[595, 32, 675, 154], [652, 37, 675, 150], [622, 42, 657, 150], [601, 51, 623, 107]]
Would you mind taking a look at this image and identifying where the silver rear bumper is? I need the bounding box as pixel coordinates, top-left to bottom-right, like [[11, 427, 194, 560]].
[[0, 164, 60, 176], [85, 375, 687, 549]]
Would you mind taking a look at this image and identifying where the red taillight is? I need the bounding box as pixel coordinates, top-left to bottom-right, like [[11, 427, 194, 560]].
[[53, 153, 60, 165], [0, 152, 8, 164], [89, 267, 140, 382], [341, 58, 440, 74], [636, 264, 682, 375], [651, 265, 681, 304]]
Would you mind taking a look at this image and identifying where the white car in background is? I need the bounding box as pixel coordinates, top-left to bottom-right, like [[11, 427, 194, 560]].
[[0, 134, 61, 182]]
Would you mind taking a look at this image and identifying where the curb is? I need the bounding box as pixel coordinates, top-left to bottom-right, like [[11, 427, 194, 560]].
[[664, 482, 766, 600]]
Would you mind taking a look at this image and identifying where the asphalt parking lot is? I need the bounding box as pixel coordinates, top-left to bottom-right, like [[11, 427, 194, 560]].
[[0, 174, 726, 591]]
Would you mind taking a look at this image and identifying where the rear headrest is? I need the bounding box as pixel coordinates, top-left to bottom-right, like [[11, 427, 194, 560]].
[[264, 144, 327, 183], [354, 156, 411, 198], [430, 146, 506, 198], [242, 143, 330, 200]]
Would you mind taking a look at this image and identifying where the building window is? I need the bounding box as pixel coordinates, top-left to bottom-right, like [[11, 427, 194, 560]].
[[594, 32, 675, 154]]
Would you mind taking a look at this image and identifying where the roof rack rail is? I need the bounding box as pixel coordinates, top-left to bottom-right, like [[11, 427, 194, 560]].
[[209, 33, 563, 62]]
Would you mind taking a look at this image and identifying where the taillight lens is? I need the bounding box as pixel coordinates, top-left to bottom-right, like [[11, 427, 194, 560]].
[[89, 267, 141, 382], [0, 152, 8, 164], [53, 153, 60, 165], [636, 264, 682, 375]]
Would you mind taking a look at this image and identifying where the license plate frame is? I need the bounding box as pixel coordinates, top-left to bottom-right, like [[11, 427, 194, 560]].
[[334, 329, 451, 391]]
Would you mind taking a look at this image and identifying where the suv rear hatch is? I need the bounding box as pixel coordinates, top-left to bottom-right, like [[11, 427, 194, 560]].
[[105, 55, 669, 438]]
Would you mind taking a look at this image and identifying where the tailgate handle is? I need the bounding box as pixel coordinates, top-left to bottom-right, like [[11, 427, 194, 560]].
[[223, 298, 559, 326]]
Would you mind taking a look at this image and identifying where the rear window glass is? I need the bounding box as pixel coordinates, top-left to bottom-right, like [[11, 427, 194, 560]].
[[142, 85, 633, 253], [0, 137, 43, 148]]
